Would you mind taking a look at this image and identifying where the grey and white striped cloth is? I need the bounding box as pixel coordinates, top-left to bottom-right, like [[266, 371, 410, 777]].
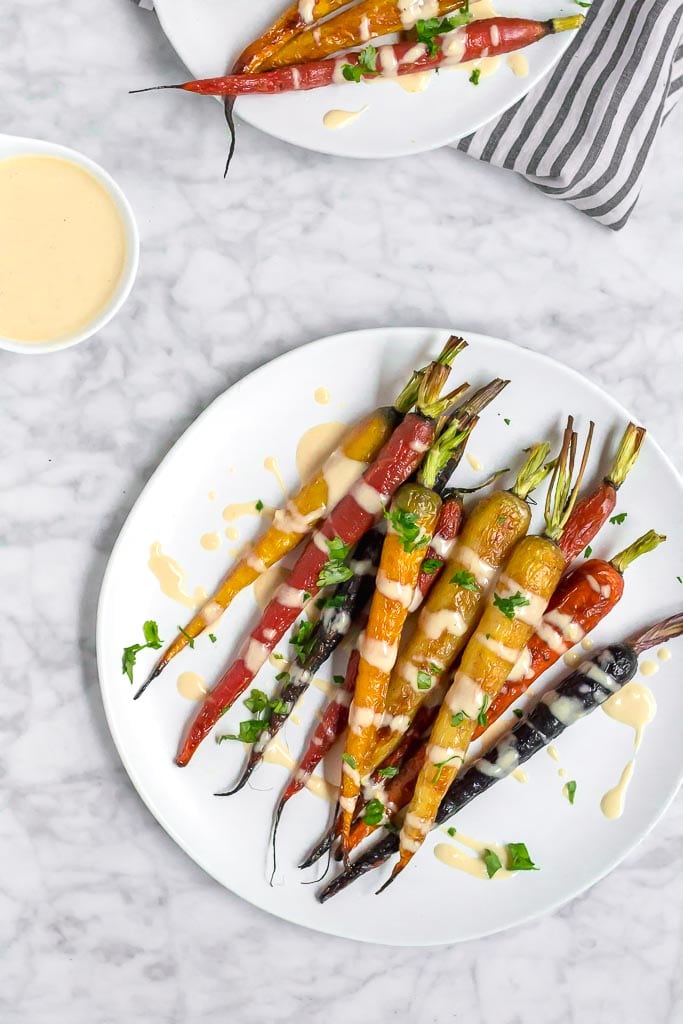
[[136, 0, 682, 228], [455, 0, 683, 228]]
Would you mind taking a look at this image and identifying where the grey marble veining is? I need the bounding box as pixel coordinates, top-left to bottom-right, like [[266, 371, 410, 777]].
[[1, 2, 682, 1022]]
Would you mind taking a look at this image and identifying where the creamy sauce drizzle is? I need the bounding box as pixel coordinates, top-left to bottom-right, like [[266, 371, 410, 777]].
[[314, 386, 331, 404], [600, 761, 634, 819], [581, 637, 594, 651], [253, 565, 290, 611], [639, 659, 658, 677], [434, 831, 513, 881], [398, 72, 432, 93], [225, 526, 240, 542], [263, 736, 338, 802], [264, 456, 287, 496], [547, 744, 561, 763], [0, 155, 126, 343], [602, 682, 656, 752], [222, 500, 265, 523], [295, 421, 347, 482], [148, 543, 207, 609], [200, 531, 222, 551], [657, 647, 672, 662], [507, 53, 529, 77], [512, 768, 529, 783], [323, 106, 369, 130], [176, 671, 207, 701], [466, 453, 483, 472]]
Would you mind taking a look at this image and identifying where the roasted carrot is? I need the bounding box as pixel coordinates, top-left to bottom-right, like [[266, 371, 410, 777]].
[[363, 441, 553, 779], [233, 0, 352, 74], [337, 479, 442, 852], [386, 417, 593, 889], [475, 529, 666, 737], [318, 611, 683, 902], [559, 421, 645, 563], [176, 362, 462, 766], [136, 337, 465, 697], [133, 18, 584, 98]]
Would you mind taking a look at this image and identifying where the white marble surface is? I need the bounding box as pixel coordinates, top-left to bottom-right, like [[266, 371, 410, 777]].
[[1, 1, 682, 1022]]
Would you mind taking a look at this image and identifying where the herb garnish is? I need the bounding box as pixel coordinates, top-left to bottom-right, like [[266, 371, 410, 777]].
[[121, 620, 164, 683], [512, 708, 524, 719], [421, 558, 441, 575], [609, 512, 628, 525], [469, 68, 481, 86], [384, 506, 430, 553], [415, 8, 473, 57], [584, 545, 592, 558], [318, 536, 354, 588], [342, 753, 357, 770], [290, 619, 316, 662], [342, 45, 379, 82], [178, 625, 195, 648], [432, 751, 463, 784], [447, 826, 457, 837], [493, 591, 531, 620], [255, 499, 264, 512], [216, 687, 288, 745], [209, 633, 217, 643], [363, 799, 385, 826], [450, 709, 470, 728], [506, 841, 538, 871], [566, 780, 577, 804], [483, 848, 502, 878], [504, 417, 511, 426], [378, 765, 399, 779], [417, 670, 432, 690], [450, 569, 479, 591], [333, 675, 345, 685], [477, 693, 490, 727]]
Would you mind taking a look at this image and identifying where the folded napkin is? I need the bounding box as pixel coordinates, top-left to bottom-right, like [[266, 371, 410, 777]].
[[137, 0, 682, 227], [456, 0, 683, 228]]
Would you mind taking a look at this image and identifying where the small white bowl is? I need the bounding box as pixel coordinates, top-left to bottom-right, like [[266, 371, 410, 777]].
[[0, 135, 140, 356]]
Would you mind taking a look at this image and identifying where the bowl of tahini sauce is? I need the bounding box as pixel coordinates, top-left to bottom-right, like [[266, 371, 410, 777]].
[[0, 138, 139, 354]]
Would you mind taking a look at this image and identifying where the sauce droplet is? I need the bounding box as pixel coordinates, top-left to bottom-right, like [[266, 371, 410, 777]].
[[600, 760, 635, 819], [177, 671, 208, 701], [263, 736, 337, 802], [563, 650, 582, 668], [639, 659, 658, 677], [225, 526, 240, 542], [148, 542, 207, 609], [322, 106, 369, 130], [506, 53, 529, 77], [222, 500, 265, 523], [466, 453, 484, 472], [511, 768, 528, 784], [208, 491, 216, 500], [264, 455, 288, 496], [547, 745, 561, 763], [602, 681, 656, 752], [657, 647, 672, 662], [200, 531, 222, 551], [433, 831, 513, 881], [397, 71, 432, 93], [581, 637, 594, 651], [314, 386, 331, 405]]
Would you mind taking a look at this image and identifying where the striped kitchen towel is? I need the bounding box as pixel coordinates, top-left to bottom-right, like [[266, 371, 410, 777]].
[[455, 0, 683, 228], [136, 0, 682, 228]]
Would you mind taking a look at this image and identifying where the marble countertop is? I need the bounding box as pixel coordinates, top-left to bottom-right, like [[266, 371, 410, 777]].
[[1, 2, 682, 1022]]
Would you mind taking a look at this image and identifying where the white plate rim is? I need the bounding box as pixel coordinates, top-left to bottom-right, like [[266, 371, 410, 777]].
[[96, 326, 683, 946]]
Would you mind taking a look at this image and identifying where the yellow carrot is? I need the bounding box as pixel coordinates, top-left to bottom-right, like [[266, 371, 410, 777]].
[[233, 0, 352, 74], [383, 417, 594, 890]]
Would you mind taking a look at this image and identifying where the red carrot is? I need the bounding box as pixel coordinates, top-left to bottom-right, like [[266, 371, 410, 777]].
[[176, 364, 460, 766], [132, 17, 584, 99]]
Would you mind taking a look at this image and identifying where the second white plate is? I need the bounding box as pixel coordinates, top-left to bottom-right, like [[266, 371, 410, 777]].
[[97, 327, 683, 945]]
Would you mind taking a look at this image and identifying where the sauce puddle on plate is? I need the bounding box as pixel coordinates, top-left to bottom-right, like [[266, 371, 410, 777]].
[[0, 155, 126, 343]]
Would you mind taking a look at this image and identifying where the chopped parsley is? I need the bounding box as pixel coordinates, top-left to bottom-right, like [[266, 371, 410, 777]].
[[121, 619, 164, 683], [209, 633, 217, 644], [216, 687, 289, 745], [216, 719, 267, 744], [178, 625, 195, 648], [342, 44, 379, 82], [432, 751, 463, 784], [483, 848, 502, 878], [566, 780, 577, 805], [498, 515, 507, 524], [275, 670, 290, 683], [324, 594, 346, 608], [477, 694, 490, 727], [506, 841, 538, 871], [503, 418, 511, 426], [447, 826, 457, 837], [363, 799, 385, 826], [609, 512, 628, 525], [342, 753, 357, 770], [512, 708, 524, 719], [450, 709, 470, 728], [574, 0, 591, 6], [584, 545, 593, 558], [416, 670, 432, 691], [244, 689, 269, 714], [677, 576, 682, 584], [333, 675, 345, 685], [429, 662, 442, 674], [469, 68, 481, 86], [384, 506, 430, 553], [415, 8, 473, 57], [317, 536, 353, 588], [290, 619, 316, 662], [493, 591, 530, 620], [255, 499, 264, 512], [378, 765, 399, 779], [450, 569, 479, 591], [421, 558, 441, 575]]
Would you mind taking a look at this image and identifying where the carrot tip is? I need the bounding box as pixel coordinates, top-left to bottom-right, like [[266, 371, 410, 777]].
[[133, 663, 163, 699]]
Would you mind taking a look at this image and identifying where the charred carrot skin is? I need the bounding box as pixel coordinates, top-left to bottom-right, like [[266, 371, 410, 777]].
[[318, 613, 683, 901], [338, 482, 442, 849], [176, 388, 448, 766], [233, 0, 350, 74], [140, 19, 584, 98], [475, 529, 665, 737]]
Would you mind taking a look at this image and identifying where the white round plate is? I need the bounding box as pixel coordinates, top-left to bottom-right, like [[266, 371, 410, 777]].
[[97, 328, 683, 946], [152, 0, 578, 159]]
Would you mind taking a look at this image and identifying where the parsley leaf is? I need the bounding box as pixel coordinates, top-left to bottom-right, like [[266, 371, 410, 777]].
[[121, 620, 164, 683], [244, 689, 269, 714], [566, 780, 577, 805], [429, 662, 443, 674], [333, 675, 345, 685], [363, 798, 385, 826], [318, 536, 354, 588], [493, 591, 531, 620], [432, 751, 463, 784], [217, 719, 268, 744], [342, 753, 357, 770], [477, 693, 490, 727], [512, 708, 524, 719], [384, 506, 430, 553], [417, 670, 432, 691], [447, 826, 457, 837], [421, 557, 441, 575], [574, 0, 591, 7], [584, 545, 593, 558], [209, 633, 217, 643], [677, 576, 682, 584], [450, 569, 479, 591], [503, 417, 511, 426], [450, 710, 470, 728], [378, 765, 399, 779], [415, 10, 473, 57], [342, 44, 379, 81], [178, 625, 195, 649], [507, 841, 538, 871], [469, 68, 481, 86], [255, 499, 264, 512], [609, 512, 628, 525], [217, 686, 291, 745], [290, 619, 316, 662], [483, 848, 502, 878]]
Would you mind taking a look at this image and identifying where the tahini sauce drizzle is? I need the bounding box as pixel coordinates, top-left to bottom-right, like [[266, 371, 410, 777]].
[[148, 543, 207, 609], [253, 565, 290, 611], [264, 456, 288, 496], [434, 831, 513, 881], [507, 53, 529, 77], [323, 107, 369, 130], [263, 736, 338, 802], [295, 421, 347, 482], [314, 386, 331, 404], [222, 500, 267, 523], [177, 671, 207, 701], [599, 681, 657, 819], [200, 532, 222, 551]]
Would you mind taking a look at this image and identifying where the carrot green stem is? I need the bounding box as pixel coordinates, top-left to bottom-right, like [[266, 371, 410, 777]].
[[544, 417, 594, 542], [419, 423, 472, 488], [628, 612, 683, 656], [552, 15, 585, 33], [394, 337, 468, 414], [605, 422, 647, 490], [510, 442, 552, 501], [610, 530, 666, 575]]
